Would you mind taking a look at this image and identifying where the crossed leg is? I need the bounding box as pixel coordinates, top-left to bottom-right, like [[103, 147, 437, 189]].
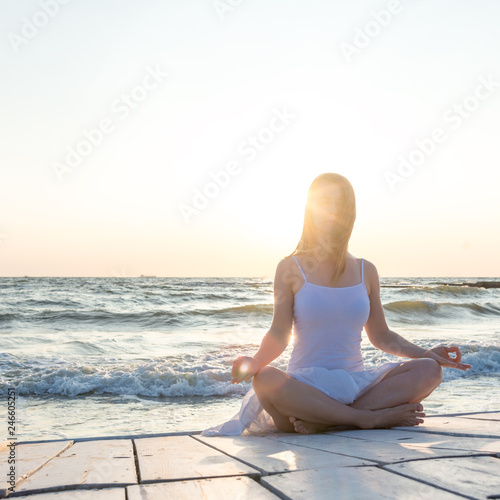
[[252, 358, 443, 434]]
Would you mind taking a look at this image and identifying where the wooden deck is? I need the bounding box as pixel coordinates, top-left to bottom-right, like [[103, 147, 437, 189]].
[[1, 410, 499, 499]]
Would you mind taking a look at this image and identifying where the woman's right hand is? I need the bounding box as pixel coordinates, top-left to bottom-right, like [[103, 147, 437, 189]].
[[231, 356, 262, 384]]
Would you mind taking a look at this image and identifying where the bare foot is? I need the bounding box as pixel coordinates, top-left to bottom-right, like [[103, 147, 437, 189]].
[[289, 416, 331, 435], [360, 403, 426, 430], [288, 404, 426, 434]]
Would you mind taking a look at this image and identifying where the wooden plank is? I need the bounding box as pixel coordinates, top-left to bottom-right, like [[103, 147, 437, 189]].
[[135, 436, 259, 482], [0, 441, 73, 496], [393, 415, 500, 438], [128, 476, 279, 499], [3, 488, 125, 499], [385, 456, 500, 499], [264, 432, 476, 464], [13, 440, 136, 496], [195, 434, 372, 474], [328, 428, 500, 454], [261, 466, 462, 500]]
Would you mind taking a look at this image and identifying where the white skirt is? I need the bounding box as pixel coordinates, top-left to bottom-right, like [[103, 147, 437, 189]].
[[201, 361, 403, 437]]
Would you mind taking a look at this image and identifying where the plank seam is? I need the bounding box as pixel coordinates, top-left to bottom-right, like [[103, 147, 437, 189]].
[[379, 465, 479, 500], [320, 430, 500, 455], [131, 439, 141, 485], [5, 483, 135, 498], [391, 428, 499, 439], [8, 440, 75, 496], [257, 474, 294, 500], [138, 472, 261, 485], [458, 417, 500, 422], [386, 452, 496, 465], [16, 430, 202, 446]]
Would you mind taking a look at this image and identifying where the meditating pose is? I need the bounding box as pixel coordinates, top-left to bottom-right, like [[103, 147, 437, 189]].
[[202, 173, 471, 436]]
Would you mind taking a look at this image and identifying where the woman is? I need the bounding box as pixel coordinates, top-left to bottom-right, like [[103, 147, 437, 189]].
[[202, 173, 471, 436]]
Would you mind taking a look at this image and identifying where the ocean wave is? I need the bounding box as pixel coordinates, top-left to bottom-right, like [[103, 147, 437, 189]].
[[201, 304, 273, 316], [441, 345, 500, 381], [395, 285, 491, 297], [0, 360, 249, 398], [11, 298, 83, 307], [436, 281, 500, 289], [384, 300, 500, 322], [0, 309, 189, 329], [1, 344, 498, 398], [0, 313, 17, 322], [0, 301, 273, 327]]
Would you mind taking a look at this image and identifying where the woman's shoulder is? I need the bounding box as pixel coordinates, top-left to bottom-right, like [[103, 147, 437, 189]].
[[348, 254, 378, 293], [277, 254, 300, 276], [349, 252, 377, 270], [278, 252, 310, 274], [361, 258, 378, 276], [277, 254, 306, 282], [358, 257, 380, 296], [272, 255, 303, 296]]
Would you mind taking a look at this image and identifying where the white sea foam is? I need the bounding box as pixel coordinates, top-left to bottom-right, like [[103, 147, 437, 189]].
[[1, 344, 498, 397]]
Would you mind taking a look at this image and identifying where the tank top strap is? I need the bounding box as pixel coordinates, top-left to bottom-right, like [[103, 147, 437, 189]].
[[291, 255, 308, 282], [361, 258, 365, 283]]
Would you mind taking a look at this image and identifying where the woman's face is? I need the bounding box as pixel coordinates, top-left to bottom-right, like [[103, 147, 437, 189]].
[[309, 183, 343, 233]]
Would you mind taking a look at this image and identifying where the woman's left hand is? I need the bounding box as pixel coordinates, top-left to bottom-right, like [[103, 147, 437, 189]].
[[423, 345, 472, 371]]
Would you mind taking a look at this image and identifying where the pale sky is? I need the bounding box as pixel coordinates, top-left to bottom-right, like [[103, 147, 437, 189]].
[[1, 0, 500, 277]]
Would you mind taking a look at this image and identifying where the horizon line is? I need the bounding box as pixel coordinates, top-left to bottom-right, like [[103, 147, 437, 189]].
[[1, 275, 499, 279]]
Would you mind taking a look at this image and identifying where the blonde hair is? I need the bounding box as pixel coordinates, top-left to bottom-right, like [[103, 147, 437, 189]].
[[285, 173, 357, 285]]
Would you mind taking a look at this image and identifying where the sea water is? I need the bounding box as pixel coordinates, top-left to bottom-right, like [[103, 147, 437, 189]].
[[1, 276, 499, 441]]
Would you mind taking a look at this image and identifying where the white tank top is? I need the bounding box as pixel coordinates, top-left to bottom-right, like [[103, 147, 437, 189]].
[[288, 255, 370, 372]]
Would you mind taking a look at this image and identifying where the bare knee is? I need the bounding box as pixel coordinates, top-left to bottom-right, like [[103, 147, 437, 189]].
[[422, 358, 443, 379], [252, 366, 288, 396], [252, 365, 275, 390], [414, 358, 443, 388]]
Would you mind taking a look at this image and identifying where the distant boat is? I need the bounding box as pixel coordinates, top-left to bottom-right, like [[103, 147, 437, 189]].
[[139, 274, 157, 278]]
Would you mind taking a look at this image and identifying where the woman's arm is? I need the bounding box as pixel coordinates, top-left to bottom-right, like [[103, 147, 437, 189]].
[[363, 260, 421, 357], [363, 260, 471, 371], [253, 258, 295, 365], [231, 258, 294, 383]]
